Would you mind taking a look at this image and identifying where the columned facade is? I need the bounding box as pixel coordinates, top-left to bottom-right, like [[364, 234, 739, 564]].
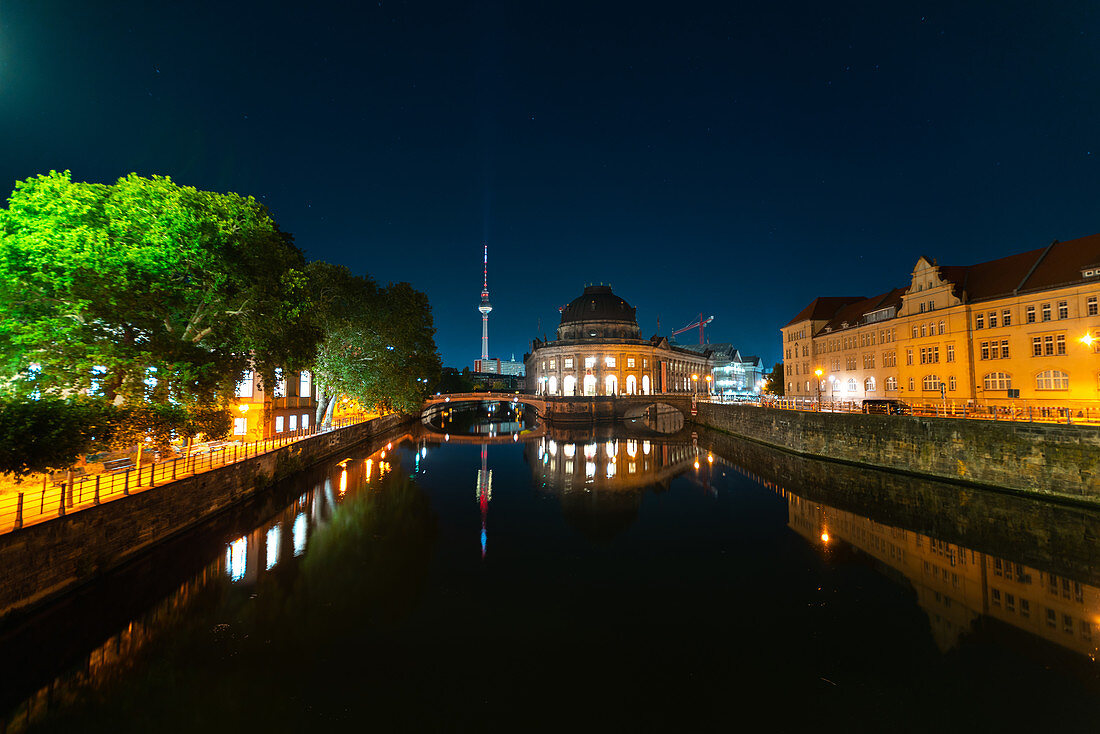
[[526, 285, 711, 397]]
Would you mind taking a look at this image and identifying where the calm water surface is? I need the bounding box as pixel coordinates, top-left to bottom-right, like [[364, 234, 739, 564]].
[[3, 406, 1099, 732]]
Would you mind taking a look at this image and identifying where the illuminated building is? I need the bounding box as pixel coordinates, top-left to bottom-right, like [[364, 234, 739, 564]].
[[677, 343, 765, 396], [229, 367, 318, 440], [526, 284, 712, 396], [782, 233, 1100, 406]]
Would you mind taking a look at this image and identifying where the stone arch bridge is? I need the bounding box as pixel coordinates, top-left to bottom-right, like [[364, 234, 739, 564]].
[[421, 392, 699, 425]]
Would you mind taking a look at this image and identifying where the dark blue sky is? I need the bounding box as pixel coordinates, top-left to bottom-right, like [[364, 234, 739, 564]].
[[2, 1, 1097, 368]]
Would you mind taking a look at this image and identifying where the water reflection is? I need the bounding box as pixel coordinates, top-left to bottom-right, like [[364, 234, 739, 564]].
[[785, 490, 1100, 658]]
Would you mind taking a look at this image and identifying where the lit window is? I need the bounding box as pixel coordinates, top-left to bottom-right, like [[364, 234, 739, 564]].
[[233, 417, 247, 435], [299, 370, 311, 398], [289, 415, 298, 431], [236, 370, 254, 398], [549, 359, 556, 369], [275, 415, 285, 432], [301, 414, 309, 430], [1035, 370, 1069, 390], [627, 357, 635, 368], [584, 356, 596, 369], [605, 356, 616, 368], [864, 376, 876, 392], [565, 357, 574, 368], [847, 378, 856, 392], [885, 376, 898, 391]]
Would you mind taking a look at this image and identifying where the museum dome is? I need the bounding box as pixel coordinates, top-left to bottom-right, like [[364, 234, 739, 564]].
[[556, 285, 642, 341], [559, 285, 637, 325]]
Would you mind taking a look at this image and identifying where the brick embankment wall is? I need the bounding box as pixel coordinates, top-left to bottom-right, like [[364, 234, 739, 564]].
[[0, 413, 412, 622], [692, 403, 1100, 504]]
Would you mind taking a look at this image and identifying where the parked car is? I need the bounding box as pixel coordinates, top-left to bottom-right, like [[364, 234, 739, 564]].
[[861, 399, 912, 415]]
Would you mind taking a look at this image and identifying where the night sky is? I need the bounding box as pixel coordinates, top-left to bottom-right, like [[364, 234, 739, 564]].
[[2, 2, 1098, 369]]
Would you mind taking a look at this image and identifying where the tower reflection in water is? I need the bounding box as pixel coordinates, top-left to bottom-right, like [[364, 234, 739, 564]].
[[780, 488, 1100, 660]]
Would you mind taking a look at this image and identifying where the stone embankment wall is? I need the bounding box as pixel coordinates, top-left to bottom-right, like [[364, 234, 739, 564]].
[[0, 413, 412, 622], [692, 404, 1100, 504]]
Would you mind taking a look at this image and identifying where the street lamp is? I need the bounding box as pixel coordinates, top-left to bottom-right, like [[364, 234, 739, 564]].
[[691, 373, 699, 394], [1081, 332, 1095, 349], [814, 368, 823, 409], [705, 374, 712, 396]]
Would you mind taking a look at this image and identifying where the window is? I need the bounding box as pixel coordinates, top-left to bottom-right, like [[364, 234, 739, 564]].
[[1044, 335, 1054, 355], [920, 324, 927, 338], [1058, 301, 1068, 319], [885, 376, 898, 391], [1001, 340, 1010, 359], [1088, 297, 1098, 316], [949, 375, 956, 391], [981, 342, 990, 360], [912, 326, 919, 339], [992, 589, 1001, 605], [565, 357, 574, 368], [605, 356, 616, 368], [233, 417, 247, 435], [906, 349, 913, 366], [301, 414, 309, 430], [1021, 599, 1030, 617], [275, 416, 285, 433], [549, 359, 556, 369], [584, 356, 596, 369], [947, 344, 955, 362], [1046, 609, 1057, 628], [864, 376, 876, 392], [1026, 305, 1036, 323], [1002, 309, 1012, 326], [847, 378, 857, 392], [927, 300, 934, 312], [1032, 336, 1042, 357], [1005, 593, 1015, 612], [975, 314, 984, 329], [938, 320, 945, 335], [922, 374, 940, 391], [863, 353, 875, 369], [1042, 303, 1051, 321], [627, 357, 635, 368], [289, 415, 298, 431], [236, 370, 254, 398], [299, 370, 311, 398], [1036, 370, 1069, 390], [919, 302, 925, 313], [1056, 334, 1066, 355], [983, 372, 1011, 391], [846, 356, 857, 370], [908, 377, 915, 391], [988, 312, 997, 328]]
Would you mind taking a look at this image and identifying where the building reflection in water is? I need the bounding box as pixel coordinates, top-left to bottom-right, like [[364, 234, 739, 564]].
[[782, 488, 1100, 660], [527, 429, 699, 541], [3, 437, 409, 733]]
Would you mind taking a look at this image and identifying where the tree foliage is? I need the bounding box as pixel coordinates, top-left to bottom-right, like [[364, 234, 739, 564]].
[[764, 362, 785, 396], [307, 263, 441, 422], [0, 396, 229, 479], [0, 171, 320, 406]]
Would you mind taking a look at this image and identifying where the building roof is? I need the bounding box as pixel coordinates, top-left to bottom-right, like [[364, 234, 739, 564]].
[[939, 233, 1100, 302], [821, 287, 907, 332], [559, 285, 638, 325], [784, 296, 865, 328]]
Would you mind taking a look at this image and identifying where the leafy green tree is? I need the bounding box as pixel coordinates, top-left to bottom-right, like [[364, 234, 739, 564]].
[[764, 362, 785, 396], [306, 263, 441, 424], [0, 171, 320, 407], [0, 397, 115, 479]]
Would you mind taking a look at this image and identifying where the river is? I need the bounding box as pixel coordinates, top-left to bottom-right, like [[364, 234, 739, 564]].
[[2, 403, 1098, 731]]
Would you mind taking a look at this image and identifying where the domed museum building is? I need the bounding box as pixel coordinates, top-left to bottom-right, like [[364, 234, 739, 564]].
[[525, 285, 712, 396]]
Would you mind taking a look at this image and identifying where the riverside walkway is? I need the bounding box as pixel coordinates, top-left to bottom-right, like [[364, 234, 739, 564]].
[[0, 414, 372, 536]]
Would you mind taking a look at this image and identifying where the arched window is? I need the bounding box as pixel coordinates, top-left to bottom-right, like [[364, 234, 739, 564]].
[[938, 320, 945, 335], [563, 375, 576, 396], [920, 324, 926, 338], [583, 374, 597, 396], [605, 374, 618, 395], [1035, 370, 1069, 390], [642, 375, 651, 395], [548, 375, 558, 395], [983, 372, 1011, 391], [847, 378, 857, 392], [885, 376, 898, 391], [908, 377, 915, 392], [922, 374, 940, 391], [625, 374, 637, 395], [864, 376, 876, 392]]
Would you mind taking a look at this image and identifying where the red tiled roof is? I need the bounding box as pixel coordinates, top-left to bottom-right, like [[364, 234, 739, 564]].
[[940, 233, 1100, 302], [821, 288, 907, 332], [783, 296, 864, 328]]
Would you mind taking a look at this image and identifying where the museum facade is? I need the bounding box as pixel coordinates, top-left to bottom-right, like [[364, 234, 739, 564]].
[[525, 285, 712, 396]]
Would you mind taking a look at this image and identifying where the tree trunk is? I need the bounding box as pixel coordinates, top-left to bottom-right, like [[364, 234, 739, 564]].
[[323, 397, 336, 428]]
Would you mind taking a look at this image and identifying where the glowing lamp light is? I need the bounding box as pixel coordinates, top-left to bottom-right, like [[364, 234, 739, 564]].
[[815, 368, 823, 378], [1082, 332, 1096, 348], [691, 374, 699, 381], [821, 531, 830, 543], [238, 404, 249, 413], [694, 460, 700, 470], [707, 454, 713, 464]]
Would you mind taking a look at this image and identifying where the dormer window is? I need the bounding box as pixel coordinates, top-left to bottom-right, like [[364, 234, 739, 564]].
[[1084, 267, 1100, 279]]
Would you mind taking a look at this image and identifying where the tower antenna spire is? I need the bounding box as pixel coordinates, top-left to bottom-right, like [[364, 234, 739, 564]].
[[478, 242, 492, 361]]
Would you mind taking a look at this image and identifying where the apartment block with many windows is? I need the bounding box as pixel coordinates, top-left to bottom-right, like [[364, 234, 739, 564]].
[[781, 233, 1100, 407]]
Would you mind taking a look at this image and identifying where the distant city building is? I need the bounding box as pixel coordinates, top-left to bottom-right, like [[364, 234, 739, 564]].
[[676, 342, 765, 396], [526, 284, 712, 396], [474, 354, 526, 376], [781, 234, 1100, 406]]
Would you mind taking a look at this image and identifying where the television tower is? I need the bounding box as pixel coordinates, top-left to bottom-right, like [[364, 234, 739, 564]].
[[478, 242, 492, 361]]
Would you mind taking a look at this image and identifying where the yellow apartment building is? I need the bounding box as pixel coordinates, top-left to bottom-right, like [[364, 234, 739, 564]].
[[781, 233, 1100, 408], [229, 367, 318, 441]]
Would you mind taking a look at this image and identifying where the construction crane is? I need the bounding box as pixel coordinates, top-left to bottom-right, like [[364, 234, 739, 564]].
[[672, 313, 715, 345]]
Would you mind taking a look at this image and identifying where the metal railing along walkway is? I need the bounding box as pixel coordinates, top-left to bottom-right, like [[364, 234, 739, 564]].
[[0, 413, 372, 536]]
